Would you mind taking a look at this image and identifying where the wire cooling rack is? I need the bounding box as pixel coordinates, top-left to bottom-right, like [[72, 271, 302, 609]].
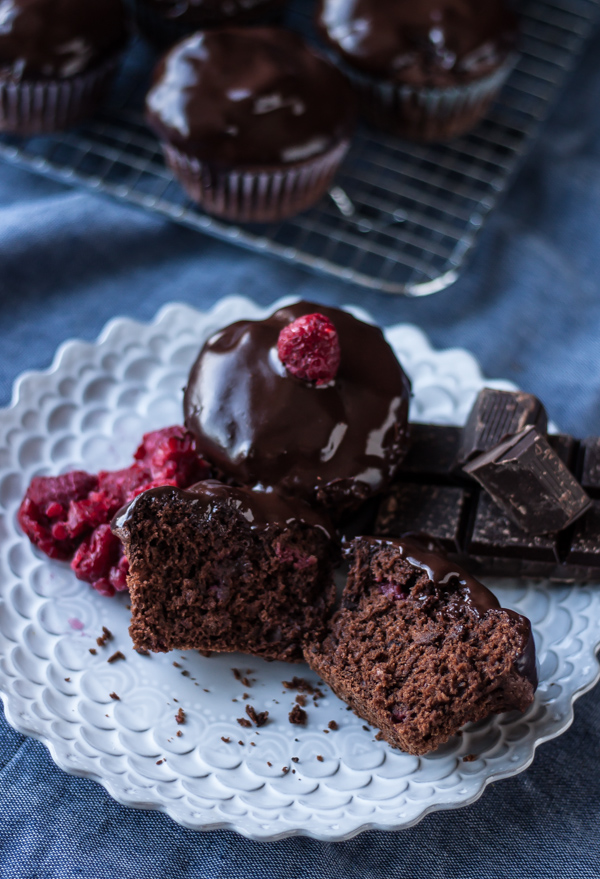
[[0, 0, 598, 295]]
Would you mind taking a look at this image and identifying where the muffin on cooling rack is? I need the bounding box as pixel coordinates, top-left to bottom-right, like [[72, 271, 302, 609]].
[[316, 0, 519, 141], [129, 0, 286, 47], [145, 28, 356, 222], [0, 0, 129, 135]]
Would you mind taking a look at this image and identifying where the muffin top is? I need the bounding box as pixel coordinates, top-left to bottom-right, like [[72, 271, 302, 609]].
[[183, 301, 411, 509], [0, 0, 128, 82], [145, 28, 355, 166], [142, 0, 283, 26], [317, 0, 518, 87]]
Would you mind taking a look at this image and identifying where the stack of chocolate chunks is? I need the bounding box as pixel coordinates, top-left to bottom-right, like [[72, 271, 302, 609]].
[[376, 388, 599, 581]]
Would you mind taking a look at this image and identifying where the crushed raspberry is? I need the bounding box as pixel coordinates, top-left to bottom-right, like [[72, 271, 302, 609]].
[[18, 426, 211, 595], [380, 580, 410, 600], [276, 313, 341, 385], [18, 471, 98, 560]]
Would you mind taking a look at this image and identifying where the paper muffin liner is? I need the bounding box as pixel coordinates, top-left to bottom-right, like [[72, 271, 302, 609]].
[[340, 55, 517, 142], [161, 139, 351, 222], [0, 53, 121, 136], [128, 0, 284, 48]]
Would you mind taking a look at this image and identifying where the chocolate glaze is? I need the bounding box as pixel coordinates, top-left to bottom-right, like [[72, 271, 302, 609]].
[[143, 0, 283, 26], [317, 0, 518, 87], [145, 28, 356, 166], [0, 0, 128, 82], [359, 535, 537, 689], [112, 479, 337, 546], [183, 302, 411, 509]]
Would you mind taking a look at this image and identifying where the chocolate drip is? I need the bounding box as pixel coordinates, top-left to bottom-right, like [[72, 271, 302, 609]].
[[317, 0, 518, 87], [112, 479, 337, 546], [183, 302, 411, 507], [145, 28, 355, 166], [0, 0, 128, 81], [359, 535, 537, 689]]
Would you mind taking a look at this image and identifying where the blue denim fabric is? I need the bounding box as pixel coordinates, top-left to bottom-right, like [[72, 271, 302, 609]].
[[1, 18, 600, 879]]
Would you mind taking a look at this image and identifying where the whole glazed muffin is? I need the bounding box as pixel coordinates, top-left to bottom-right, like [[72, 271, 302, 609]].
[[145, 28, 356, 222], [130, 0, 286, 47], [0, 0, 128, 135], [316, 0, 519, 141], [183, 301, 411, 510]]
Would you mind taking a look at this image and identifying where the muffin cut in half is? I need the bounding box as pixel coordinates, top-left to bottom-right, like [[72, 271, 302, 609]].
[[304, 537, 537, 755], [112, 480, 338, 662]]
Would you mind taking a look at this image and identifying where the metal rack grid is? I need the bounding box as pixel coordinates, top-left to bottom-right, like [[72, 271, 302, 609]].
[[0, 0, 598, 295]]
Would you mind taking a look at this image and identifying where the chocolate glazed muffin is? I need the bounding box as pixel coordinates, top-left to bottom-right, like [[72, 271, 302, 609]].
[[0, 0, 129, 135], [129, 0, 286, 48], [145, 28, 356, 222], [317, 0, 519, 141], [183, 301, 411, 512]]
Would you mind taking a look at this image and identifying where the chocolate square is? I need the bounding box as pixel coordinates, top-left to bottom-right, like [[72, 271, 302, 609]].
[[375, 482, 471, 553], [397, 424, 462, 482], [566, 502, 600, 566], [579, 438, 600, 497], [467, 492, 561, 563], [456, 389, 547, 467]]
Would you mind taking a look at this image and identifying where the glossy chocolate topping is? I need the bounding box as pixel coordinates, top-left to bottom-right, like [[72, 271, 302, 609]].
[[362, 535, 537, 688], [183, 302, 411, 508], [112, 479, 337, 545], [317, 0, 518, 86], [145, 28, 356, 166], [0, 0, 128, 81], [144, 0, 283, 26]]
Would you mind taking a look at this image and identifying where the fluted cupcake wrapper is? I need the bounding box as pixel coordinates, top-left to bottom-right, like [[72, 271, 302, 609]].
[[339, 55, 517, 142], [162, 139, 351, 223], [0, 54, 121, 136]]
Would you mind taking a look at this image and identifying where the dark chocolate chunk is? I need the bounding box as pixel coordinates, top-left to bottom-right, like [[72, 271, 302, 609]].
[[566, 501, 600, 566], [375, 482, 472, 552], [456, 389, 547, 467], [579, 438, 600, 497], [548, 434, 578, 469], [398, 424, 462, 482], [467, 491, 561, 563], [463, 426, 591, 535]]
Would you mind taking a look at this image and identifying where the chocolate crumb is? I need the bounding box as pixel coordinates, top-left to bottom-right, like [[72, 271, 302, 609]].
[[64, 677, 70, 682], [323, 730, 329, 734], [175, 708, 186, 724], [328, 720, 338, 731], [221, 736, 231, 743], [203, 688, 209, 693], [107, 651, 125, 664], [267, 761, 272, 767], [241, 677, 252, 688], [242, 693, 249, 700], [173, 698, 178, 703], [282, 676, 315, 694], [282, 766, 289, 774], [135, 647, 149, 656], [250, 742, 256, 747], [237, 717, 252, 728], [292, 769, 296, 774], [198, 650, 212, 658], [109, 692, 119, 700], [172, 661, 181, 668], [463, 754, 478, 762], [89, 648, 97, 655], [156, 759, 163, 765], [246, 705, 269, 727], [176, 730, 182, 738], [96, 626, 113, 648], [295, 694, 307, 707], [316, 755, 324, 762], [288, 704, 307, 725], [362, 725, 370, 731], [291, 757, 299, 763], [238, 740, 244, 746], [232, 699, 237, 702], [232, 668, 242, 681]]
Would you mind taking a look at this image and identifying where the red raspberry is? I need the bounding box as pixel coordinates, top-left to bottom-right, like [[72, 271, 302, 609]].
[[276, 313, 341, 385], [19, 425, 212, 595], [18, 471, 98, 560]]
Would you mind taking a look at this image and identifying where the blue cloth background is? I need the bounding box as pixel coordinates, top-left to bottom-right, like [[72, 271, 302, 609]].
[[1, 16, 600, 879]]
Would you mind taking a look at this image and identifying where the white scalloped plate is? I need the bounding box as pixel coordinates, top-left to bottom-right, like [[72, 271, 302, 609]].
[[1, 297, 599, 841]]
